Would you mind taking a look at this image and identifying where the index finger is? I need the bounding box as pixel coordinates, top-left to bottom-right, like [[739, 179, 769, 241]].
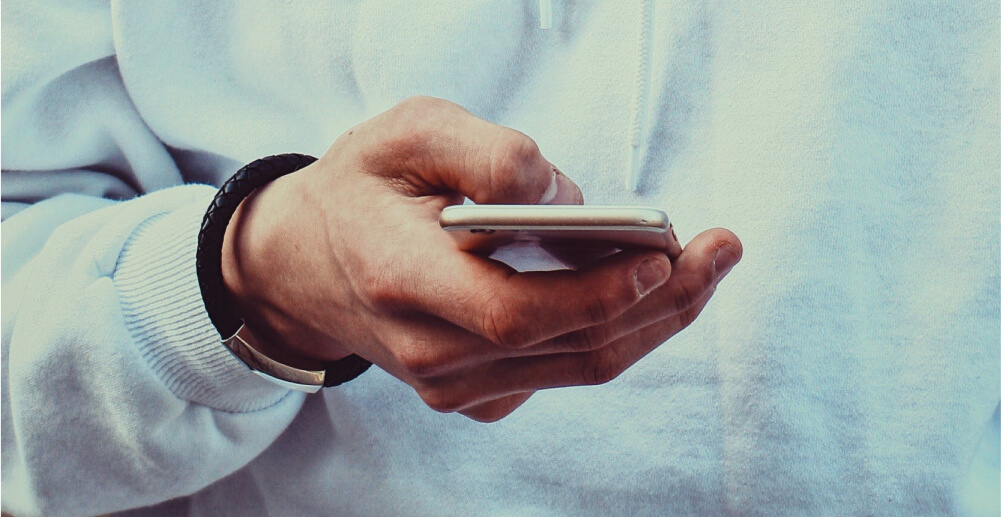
[[352, 96, 574, 205]]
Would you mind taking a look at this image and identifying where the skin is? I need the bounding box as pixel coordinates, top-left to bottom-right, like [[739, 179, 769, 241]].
[[221, 96, 742, 422]]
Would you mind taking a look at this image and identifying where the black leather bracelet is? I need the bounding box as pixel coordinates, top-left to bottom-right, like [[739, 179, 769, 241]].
[[196, 153, 372, 390]]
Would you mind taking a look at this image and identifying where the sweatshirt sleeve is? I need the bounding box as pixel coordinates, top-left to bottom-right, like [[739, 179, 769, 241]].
[[1, 2, 305, 516]]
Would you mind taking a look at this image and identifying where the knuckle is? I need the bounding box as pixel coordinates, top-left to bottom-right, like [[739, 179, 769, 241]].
[[488, 129, 545, 197], [582, 294, 613, 327], [359, 265, 407, 311], [580, 325, 611, 351], [464, 407, 511, 424], [461, 393, 532, 423], [676, 305, 702, 330], [481, 297, 530, 348], [394, 340, 446, 378], [378, 97, 454, 160], [581, 348, 626, 386], [501, 130, 541, 166], [673, 281, 703, 314], [556, 325, 609, 352], [419, 387, 466, 414]]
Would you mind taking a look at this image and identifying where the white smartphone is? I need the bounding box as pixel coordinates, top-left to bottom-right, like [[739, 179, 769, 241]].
[[439, 205, 682, 265]]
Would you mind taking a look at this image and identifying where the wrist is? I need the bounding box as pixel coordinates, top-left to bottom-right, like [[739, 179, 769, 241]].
[[220, 175, 352, 371]]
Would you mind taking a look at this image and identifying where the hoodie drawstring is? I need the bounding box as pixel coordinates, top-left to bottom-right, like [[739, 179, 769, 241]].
[[627, 0, 652, 192], [539, 0, 651, 193], [539, 0, 553, 29]]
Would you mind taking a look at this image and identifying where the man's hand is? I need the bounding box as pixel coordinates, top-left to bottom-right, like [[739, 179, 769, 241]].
[[221, 96, 742, 422]]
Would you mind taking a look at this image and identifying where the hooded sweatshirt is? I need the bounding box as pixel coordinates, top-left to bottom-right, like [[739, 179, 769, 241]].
[[2, 1, 999, 516]]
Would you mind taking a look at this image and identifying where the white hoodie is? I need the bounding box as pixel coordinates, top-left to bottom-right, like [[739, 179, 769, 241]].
[[2, 1, 998, 516]]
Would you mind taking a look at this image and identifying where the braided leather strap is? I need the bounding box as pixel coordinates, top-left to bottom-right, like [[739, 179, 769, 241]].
[[196, 154, 372, 389]]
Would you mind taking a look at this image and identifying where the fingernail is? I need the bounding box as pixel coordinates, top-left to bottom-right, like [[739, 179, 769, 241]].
[[550, 173, 584, 204], [667, 224, 681, 258], [541, 165, 583, 205], [712, 245, 741, 279], [635, 259, 669, 296], [538, 170, 559, 204]]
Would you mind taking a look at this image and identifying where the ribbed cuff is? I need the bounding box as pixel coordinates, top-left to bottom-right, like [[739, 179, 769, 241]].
[[115, 196, 290, 412]]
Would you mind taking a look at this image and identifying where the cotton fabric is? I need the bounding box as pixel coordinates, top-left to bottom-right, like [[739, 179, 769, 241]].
[[2, 1, 998, 515]]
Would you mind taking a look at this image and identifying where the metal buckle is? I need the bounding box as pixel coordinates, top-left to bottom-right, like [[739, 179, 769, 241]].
[[222, 323, 325, 393]]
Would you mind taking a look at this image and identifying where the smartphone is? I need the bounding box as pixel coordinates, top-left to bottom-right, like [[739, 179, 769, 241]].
[[440, 205, 682, 266]]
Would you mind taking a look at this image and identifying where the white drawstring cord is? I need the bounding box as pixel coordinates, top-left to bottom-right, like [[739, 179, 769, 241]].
[[539, 0, 553, 29], [627, 0, 652, 192]]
